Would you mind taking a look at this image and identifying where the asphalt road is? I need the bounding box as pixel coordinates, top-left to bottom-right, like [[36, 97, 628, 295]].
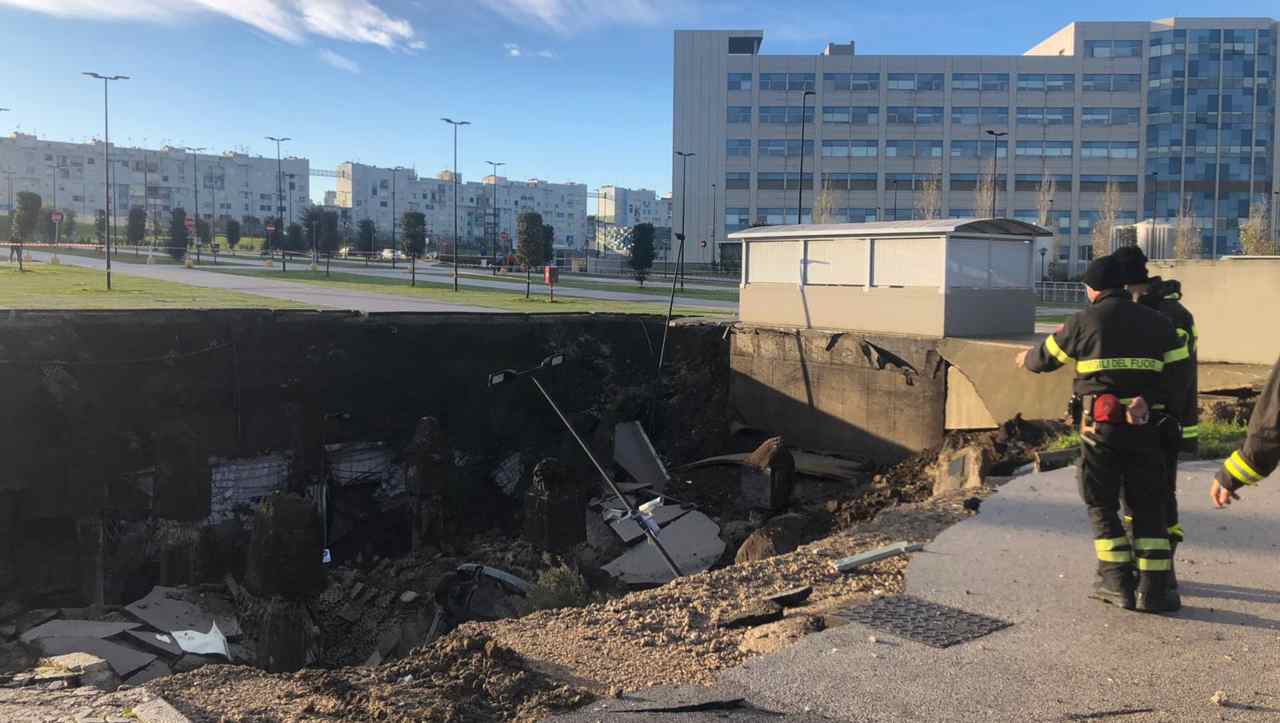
[[719, 460, 1280, 722], [25, 252, 498, 313]]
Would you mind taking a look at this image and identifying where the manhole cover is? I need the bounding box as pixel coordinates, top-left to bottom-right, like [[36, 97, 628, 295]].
[[834, 594, 1011, 648]]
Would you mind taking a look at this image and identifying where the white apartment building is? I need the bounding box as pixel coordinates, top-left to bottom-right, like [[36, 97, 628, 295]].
[[336, 162, 588, 251], [598, 185, 674, 228], [0, 133, 309, 226], [674, 18, 1279, 271]]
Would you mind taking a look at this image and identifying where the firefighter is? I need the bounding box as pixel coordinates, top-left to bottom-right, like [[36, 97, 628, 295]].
[[1016, 254, 1188, 612], [1113, 245, 1196, 586], [1211, 355, 1280, 507]]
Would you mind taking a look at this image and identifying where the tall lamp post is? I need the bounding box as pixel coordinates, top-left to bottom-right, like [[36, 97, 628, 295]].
[[660, 149, 695, 371], [265, 136, 290, 257], [182, 147, 205, 252], [486, 160, 505, 269], [83, 72, 129, 290], [797, 89, 815, 224], [710, 181, 718, 270], [984, 129, 1008, 218], [390, 166, 408, 269], [441, 118, 470, 292]]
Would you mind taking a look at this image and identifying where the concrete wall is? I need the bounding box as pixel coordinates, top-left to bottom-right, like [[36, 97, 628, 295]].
[[740, 284, 947, 336], [1149, 258, 1280, 366], [730, 326, 946, 463], [943, 289, 1036, 337]]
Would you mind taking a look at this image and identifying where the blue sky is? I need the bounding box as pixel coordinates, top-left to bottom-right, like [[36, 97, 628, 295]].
[[1, 0, 1275, 205]]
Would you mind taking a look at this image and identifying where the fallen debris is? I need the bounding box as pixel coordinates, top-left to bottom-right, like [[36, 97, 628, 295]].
[[37, 652, 119, 691], [764, 586, 813, 608], [738, 615, 825, 655], [1211, 690, 1229, 707], [33, 637, 156, 679], [614, 421, 671, 491], [679, 449, 869, 482], [735, 513, 807, 564], [740, 437, 796, 510], [19, 620, 140, 644], [1034, 447, 1080, 473], [715, 601, 783, 630], [834, 541, 925, 574], [602, 511, 725, 585]]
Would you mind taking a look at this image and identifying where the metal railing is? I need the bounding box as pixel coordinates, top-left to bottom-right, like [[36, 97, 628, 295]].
[[1035, 281, 1087, 305]]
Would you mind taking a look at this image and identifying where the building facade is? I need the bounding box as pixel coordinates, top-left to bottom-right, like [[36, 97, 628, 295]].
[[674, 18, 1278, 272], [337, 162, 588, 251], [0, 133, 309, 228], [598, 185, 674, 228]]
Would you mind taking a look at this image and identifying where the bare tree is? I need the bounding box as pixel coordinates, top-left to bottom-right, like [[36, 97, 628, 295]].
[[1239, 200, 1274, 256], [1091, 181, 1121, 260], [811, 180, 839, 224], [1036, 170, 1057, 228], [974, 172, 995, 220], [1173, 203, 1201, 260], [914, 162, 943, 220]]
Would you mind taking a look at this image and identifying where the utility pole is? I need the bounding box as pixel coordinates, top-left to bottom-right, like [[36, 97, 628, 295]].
[[442, 118, 470, 292], [710, 181, 718, 270], [391, 167, 399, 269], [183, 147, 205, 251], [83, 72, 129, 290], [486, 160, 505, 270], [265, 136, 290, 257], [985, 129, 1008, 218]]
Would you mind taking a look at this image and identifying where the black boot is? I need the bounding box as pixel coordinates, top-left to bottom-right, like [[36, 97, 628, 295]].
[[1090, 565, 1135, 610], [1136, 570, 1176, 613]]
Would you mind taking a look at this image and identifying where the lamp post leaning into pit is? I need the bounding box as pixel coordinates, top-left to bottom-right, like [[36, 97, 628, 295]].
[[488, 354, 683, 579]]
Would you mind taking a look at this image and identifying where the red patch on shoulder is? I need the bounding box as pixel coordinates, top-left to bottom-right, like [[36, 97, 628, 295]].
[[1055, 324, 1065, 333]]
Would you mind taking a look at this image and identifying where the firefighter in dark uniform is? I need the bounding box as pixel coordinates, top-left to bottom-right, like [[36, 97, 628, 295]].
[[1016, 254, 1188, 612], [1211, 355, 1280, 507], [1113, 245, 1196, 585]]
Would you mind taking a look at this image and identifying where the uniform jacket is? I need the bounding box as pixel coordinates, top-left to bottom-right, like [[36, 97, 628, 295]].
[[1140, 278, 1199, 440], [1218, 356, 1280, 490]]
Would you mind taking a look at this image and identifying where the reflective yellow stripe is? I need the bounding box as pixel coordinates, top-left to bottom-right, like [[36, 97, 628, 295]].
[[1044, 335, 1073, 365], [1095, 537, 1129, 551], [1134, 538, 1171, 551], [1122, 515, 1133, 526], [1076, 357, 1164, 374], [1225, 457, 1254, 485], [1136, 558, 1172, 571], [1097, 550, 1132, 562], [1191, 324, 1199, 339], [1228, 451, 1263, 484], [1168, 523, 1184, 541], [1182, 425, 1199, 439], [1095, 537, 1132, 561], [1164, 344, 1190, 364]]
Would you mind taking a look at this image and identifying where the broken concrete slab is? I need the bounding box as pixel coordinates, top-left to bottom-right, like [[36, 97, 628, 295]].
[[834, 542, 924, 574], [34, 637, 156, 678], [123, 658, 172, 687], [19, 620, 141, 645], [613, 421, 670, 491], [1034, 448, 1079, 473], [125, 586, 238, 645], [122, 629, 185, 659], [931, 446, 990, 496], [738, 615, 825, 655], [608, 503, 690, 544], [764, 586, 813, 608], [716, 601, 783, 630], [171, 622, 229, 659], [132, 696, 194, 723], [602, 511, 725, 585], [39, 652, 119, 690], [12, 609, 57, 634]]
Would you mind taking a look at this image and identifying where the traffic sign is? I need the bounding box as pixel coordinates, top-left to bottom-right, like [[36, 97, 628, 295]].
[[50, 211, 63, 224]]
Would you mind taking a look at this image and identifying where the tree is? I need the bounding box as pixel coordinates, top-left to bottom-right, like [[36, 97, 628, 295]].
[[914, 163, 943, 221], [94, 209, 107, 245], [150, 208, 164, 246], [811, 181, 839, 224], [516, 211, 546, 299], [974, 172, 995, 219], [540, 223, 555, 263], [1036, 170, 1057, 229], [225, 218, 242, 250], [38, 208, 57, 243], [401, 211, 426, 258], [1173, 204, 1200, 260], [127, 207, 147, 245], [168, 208, 190, 261], [1091, 181, 1121, 260], [317, 211, 341, 255], [195, 219, 212, 247], [357, 219, 376, 256], [241, 215, 263, 238], [1239, 200, 1273, 256], [285, 223, 304, 252], [58, 208, 76, 244], [12, 191, 41, 244], [629, 222, 656, 285]]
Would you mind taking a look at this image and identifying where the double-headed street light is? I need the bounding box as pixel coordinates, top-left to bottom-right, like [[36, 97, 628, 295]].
[[442, 118, 470, 292], [265, 136, 290, 256], [83, 72, 129, 290], [984, 129, 1008, 218]]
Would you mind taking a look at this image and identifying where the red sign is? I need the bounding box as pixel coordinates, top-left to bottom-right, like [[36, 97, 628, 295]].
[[50, 211, 63, 224], [266, 224, 276, 233], [543, 265, 559, 285]]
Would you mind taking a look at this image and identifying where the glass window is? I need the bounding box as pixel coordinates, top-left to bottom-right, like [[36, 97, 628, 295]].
[[1082, 107, 1111, 126], [1082, 141, 1110, 159], [1016, 140, 1044, 157], [1114, 40, 1141, 58], [1109, 141, 1138, 159], [1086, 40, 1113, 58], [915, 106, 945, 125], [822, 172, 876, 190], [1013, 209, 1039, 224], [758, 139, 787, 157], [952, 73, 980, 91], [1110, 175, 1138, 192], [886, 106, 914, 124], [951, 140, 981, 159], [851, 140, 878, 157], [850, 73, 879, 91], [824, 73, 851, 92], [1017, 107, 1044, 125], [728, 72, 753, 91], [759, 106, 786, 124], [950, 173, 979, 191], [1079, 174, 1109, 191], [727, 106, 751, 124], [918, 140, 943, 157], [788, 73, 816, 91], [725, 172, 751, 190], [981, 73, 1009, 91], [1018, 73, 1046, 91], [823, 106, 851, 123], [726, 139, 751, 157], [822, 140, 849, 158], [888, 74, 916, 91], [725, 208, 750, 231], [1082, 74, 1111, 92], [1111, 107, 1139, 125], [1046, 74, 1075, 92], [980, 106, 1009, 126], [1113, 74, 1140, 92], [952, 107, 980, 125], [885, 140, 914, 158], [728, 37, 759, 54], [1015, 174, 1042, 191], [757, 172, 786, 190], [917, 73, 944, 91], [759, 73, 787, 91], [850, 106, 879, 125], [1045, 107, 1074, 125]]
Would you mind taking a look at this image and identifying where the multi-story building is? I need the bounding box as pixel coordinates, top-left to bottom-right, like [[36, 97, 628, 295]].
[[337, 162, 589, 251], [598, 185, 674, 228], [674, 18, 1278, 272], [0, 132, 309, 227]]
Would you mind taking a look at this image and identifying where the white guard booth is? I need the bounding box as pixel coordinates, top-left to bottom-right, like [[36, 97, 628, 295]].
[[728, 218, 1052, 338]]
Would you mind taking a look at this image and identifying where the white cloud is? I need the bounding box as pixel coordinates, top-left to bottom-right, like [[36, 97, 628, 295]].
[[318, 48, 359, 73], [503, 42, 521, 57], [477, 0, 666, 34], [407, 39, 426, 51], [0, 0, 421, 49], [535, 49, 554, 58]]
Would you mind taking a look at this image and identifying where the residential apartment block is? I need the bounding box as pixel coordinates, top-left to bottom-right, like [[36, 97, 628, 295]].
[[673, 18, 1278, 271], [598, 185, 674, 228], [336, 162, 588, 251], [0, 133, 309, 226]]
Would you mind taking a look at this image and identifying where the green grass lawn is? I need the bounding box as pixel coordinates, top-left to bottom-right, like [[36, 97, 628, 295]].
[[1046, 419, 1247, 460], [455, 269, 739, 303], [0, 262, 301, 309], [208, 268, 730, 316]]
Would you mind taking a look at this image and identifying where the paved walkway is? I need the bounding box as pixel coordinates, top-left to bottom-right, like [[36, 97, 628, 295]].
[[719, 460, 1280, 722]]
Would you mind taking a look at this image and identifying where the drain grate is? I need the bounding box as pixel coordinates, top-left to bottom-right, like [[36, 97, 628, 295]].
[[833, 594, 1011, 648]]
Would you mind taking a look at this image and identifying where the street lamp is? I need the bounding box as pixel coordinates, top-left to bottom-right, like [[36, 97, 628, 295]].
[[486, 160, 505, 270], [710, 181, 718, 270], [797, 89, 815, 224], [84, 72, 129, 290], [265, 136, 290, 258], [182, 147, 206, 253], [661, 150, 696, 373], [984, 129, 1008, 218], [442, 118, 470, 292], [390, 166, 408, 270]]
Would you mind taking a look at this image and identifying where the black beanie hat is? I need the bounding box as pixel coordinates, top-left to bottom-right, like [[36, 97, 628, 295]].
[[1083, 254, 1125, 291], [1112, 245, 1149, 284]]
